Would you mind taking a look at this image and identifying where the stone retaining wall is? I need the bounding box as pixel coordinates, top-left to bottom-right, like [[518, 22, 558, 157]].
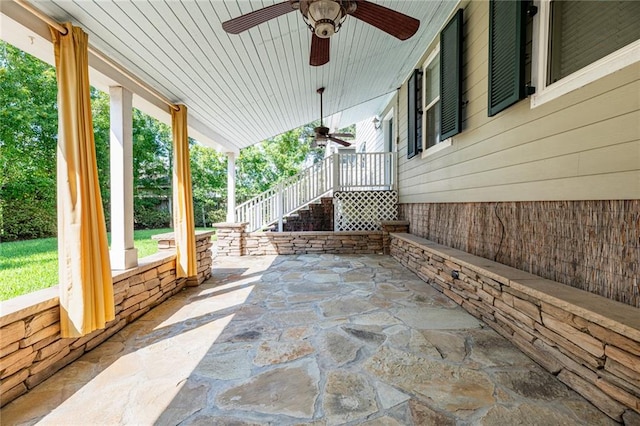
[[0, 233, 214, 407], [153, 230, 214, 285], [390, 233, 640, 424], [243, 231, 384, 255], [214, 222, 408, 256]]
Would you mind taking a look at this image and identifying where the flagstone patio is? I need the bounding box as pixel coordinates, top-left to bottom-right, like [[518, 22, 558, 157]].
[[1, 254, 616, 425]]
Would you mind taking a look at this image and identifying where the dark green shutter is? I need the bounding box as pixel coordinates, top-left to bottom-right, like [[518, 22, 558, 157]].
[[407, 69, 422, 159], [440, 9, 463, 139], [488, 0, 526, 117]]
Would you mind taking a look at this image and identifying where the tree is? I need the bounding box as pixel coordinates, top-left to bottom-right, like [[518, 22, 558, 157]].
[[130, 109, 173, 229], [190, 144, 227, 226], [0, 40, 326, 238], [236, 126, 322, 203], [0, 41, 58, 240]]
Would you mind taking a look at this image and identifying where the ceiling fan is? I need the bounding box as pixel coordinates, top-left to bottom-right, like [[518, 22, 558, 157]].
[[312, 87, 354, 147], [222, 0, 420, 66]]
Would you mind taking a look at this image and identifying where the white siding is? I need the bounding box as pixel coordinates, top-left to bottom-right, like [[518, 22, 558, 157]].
[[355, 118, 384, 153], [396, 1, 640, 203]]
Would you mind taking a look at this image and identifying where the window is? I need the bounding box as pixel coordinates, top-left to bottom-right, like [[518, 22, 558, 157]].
[[423, 50, 441, 150], [420, 9, 463, 157], [532, 0, 640, 106], [547, 1, 640, 84], [407, 69, 422, 158]]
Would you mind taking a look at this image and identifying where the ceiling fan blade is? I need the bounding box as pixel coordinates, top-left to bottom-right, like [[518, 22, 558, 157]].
[[222, 1, 295, 34], [310, 34, 330, 66], [330, 133, 355, 138], [328, 136, 352, 147], [350, 1, 420, 40]]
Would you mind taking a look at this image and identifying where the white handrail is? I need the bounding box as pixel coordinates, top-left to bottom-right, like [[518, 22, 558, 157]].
[[235, 152, 396, 232]]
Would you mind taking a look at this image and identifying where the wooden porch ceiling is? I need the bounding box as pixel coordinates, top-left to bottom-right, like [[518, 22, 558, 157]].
[[2, 1, 457, 151]]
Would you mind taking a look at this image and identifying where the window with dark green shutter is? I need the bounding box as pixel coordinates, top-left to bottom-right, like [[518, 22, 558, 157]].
[[548, 1, 640, 84], [407, 69, 422, 159], [440, 9, 463, 140], [488, 0, 527, 117]]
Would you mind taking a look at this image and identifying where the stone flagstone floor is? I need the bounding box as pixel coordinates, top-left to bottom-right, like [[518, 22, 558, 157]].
[[1, 254, 616, 425]]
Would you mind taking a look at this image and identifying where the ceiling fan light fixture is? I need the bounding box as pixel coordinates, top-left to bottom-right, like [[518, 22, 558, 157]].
[[307, 0, 344, 38]]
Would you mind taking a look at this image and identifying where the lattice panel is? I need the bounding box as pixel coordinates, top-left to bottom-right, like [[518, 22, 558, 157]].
[[334, 191, 398, 231]]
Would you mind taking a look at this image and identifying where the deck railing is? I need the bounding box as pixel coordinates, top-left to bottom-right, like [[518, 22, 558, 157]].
[[235, 152, 396, 232]]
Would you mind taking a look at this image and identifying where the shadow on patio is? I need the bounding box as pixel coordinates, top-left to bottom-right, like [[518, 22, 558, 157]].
[[1, 254, 615, 425]]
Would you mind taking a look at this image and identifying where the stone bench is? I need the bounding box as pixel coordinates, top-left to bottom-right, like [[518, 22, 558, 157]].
[[389, 232, 640, 424]]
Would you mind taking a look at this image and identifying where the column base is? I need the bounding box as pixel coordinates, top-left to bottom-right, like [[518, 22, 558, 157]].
[[110, 248, 139, 270]]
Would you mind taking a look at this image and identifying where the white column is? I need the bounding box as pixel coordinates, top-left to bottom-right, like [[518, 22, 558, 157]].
[[109, 86, 138, 269], [226, 152, 236, 223]]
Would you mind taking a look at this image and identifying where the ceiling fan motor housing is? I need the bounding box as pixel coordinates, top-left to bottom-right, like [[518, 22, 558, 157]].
[[314, 20, 337, 38], [315, 125, 330, 136], [305, 0, 346, 38]]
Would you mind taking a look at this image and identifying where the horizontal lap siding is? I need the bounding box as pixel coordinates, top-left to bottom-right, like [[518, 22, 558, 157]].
[[397, 0, 640, 204]]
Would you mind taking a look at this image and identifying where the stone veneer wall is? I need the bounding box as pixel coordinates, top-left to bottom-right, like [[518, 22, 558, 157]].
[[398, 201, 640, 308], [390, 232, 640, 424], [0, 233, 214, 407], [214, 222, 409, 256], [243, 231, 383, 256], [153, 230, 214, 285]]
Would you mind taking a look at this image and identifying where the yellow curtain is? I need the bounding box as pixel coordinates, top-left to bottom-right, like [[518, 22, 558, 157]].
[[171, 105, 197, 278], [51, 23, 114, 338]]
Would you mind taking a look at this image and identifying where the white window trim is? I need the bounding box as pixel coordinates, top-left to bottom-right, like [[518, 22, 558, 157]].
[[419, 45, 453, 159], [531, 0, 640, 108], [423, 137, 452, 158], [383, 108, 395, 152]]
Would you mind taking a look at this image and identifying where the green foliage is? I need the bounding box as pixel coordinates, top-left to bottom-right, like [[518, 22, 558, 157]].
[[0, 41, 58, 241], [90, 88, 111, 219], [190, 143, 227, 226], [134, 205, 171, 230], [236, 127, 322, 203], [0, 40, 324, 241]]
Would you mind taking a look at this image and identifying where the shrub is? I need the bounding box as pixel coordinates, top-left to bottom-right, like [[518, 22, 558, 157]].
[[1, 196, 57, 241], [134, 207, 171, 230]]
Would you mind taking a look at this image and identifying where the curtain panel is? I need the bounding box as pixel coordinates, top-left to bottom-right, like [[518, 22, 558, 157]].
[[171, 105, 197, 279], [50, 23, 114, 338]]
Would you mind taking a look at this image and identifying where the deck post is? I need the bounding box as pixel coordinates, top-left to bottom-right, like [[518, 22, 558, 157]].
[[277, 182, 284, 232], [109, 86, 138, 270], [332, 153, 340, 193], [226, 152, 236, 222]]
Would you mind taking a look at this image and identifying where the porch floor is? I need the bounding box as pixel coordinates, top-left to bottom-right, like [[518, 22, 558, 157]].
[[2, 254, 615, 425]]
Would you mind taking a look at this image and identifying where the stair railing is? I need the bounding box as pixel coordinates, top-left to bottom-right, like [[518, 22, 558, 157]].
[[235, 152, 396, 232]]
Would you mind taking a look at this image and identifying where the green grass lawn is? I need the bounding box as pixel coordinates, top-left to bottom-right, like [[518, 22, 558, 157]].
[[0, 228, 214, 301]]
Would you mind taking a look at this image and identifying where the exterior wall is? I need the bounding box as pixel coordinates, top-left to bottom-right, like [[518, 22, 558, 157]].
[[390, 233, 640, 423], [355, 117, 384, 153], [392, 1, 640, 306], [396, 0, 640, 203], [399, 201, 640, 308], [0, 234, 214, 407]]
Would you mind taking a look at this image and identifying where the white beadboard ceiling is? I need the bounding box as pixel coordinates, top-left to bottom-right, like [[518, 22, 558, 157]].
[[3, 0, 457, 152]]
